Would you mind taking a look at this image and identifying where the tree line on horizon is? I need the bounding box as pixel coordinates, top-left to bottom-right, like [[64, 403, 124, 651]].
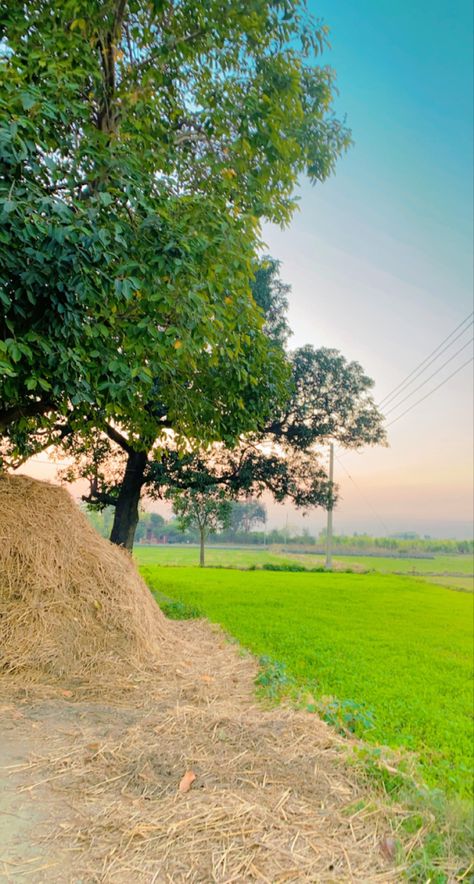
[[84, 506, 473, 556]]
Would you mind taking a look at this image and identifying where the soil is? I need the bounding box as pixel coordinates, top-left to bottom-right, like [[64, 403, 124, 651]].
[[0, 620, 397, 883]]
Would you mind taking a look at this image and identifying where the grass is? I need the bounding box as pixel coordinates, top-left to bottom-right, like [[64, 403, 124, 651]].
[[140, 564, 474, 799], [334, 554, 473, 576], [135, 545, 297, 569], [421, 576, 473, 593], [134, 545, 473, 577]]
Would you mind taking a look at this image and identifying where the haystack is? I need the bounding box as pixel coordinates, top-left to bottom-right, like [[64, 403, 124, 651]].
[[0, 474, 168, 680]]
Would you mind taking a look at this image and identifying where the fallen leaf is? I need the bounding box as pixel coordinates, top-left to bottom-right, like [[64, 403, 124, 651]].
[[178, 770, 196, 793], [200, 675, 215, 683], [379, 835, 397, 861]]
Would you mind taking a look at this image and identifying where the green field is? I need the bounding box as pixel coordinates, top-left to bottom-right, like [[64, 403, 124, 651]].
[[420, 576, 474, 593], [135, 545, 295, 569], [134, 545, 474, 577], [335, 554, 474, 575], [140, 562, 474, 798]]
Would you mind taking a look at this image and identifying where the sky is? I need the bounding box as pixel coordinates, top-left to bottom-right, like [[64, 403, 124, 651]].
[[22, 1, 474, 539], [262, 0, 474, 538]]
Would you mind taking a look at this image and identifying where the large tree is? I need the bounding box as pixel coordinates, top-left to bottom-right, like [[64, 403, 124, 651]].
[[144, 344, 386, 507], [0, 0, 349, 462], [62, 259, 386, 547]]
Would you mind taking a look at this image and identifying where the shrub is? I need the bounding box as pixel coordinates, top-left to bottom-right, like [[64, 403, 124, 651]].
[[159, 600, 202, 620], [316, 697, 375, 737], [255, 656, 295, 698]]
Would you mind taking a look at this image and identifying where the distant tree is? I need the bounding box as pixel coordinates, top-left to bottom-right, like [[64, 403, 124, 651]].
[[390, 532, 420, 540], [150, 513, 164, 531], [230, 500, 267, 534], [134, 511, 166, 544], [170, 488, 232, 567], [82, 504, 115, 538], [133, 518, 147, 544]]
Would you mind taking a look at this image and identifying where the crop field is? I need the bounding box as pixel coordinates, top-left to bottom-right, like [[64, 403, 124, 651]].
[[134, 545, 474, 578], [334, 554, 474, 575], [421, 575, 474, 593], [140, 563, 474, 798], [135, 545, 297, 569]]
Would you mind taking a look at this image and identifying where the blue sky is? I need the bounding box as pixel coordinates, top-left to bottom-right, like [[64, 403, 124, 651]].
[[312, 0, 473, 290], [264, 0, 473, 536]]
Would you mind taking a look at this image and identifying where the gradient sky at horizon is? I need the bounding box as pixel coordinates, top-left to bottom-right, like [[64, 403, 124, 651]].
[[22, 1, 474, 539], [262, 0, 474, 537]]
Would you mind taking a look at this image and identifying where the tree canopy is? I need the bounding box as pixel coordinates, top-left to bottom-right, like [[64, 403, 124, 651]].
[[146, 344, 386, 509], [0, 0, 350, 457], [62, 258, 386, 547]]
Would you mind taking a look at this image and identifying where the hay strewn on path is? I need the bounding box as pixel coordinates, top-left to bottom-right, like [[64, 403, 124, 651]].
[[0, 621, 401, 882], [0, 474, 168, 679]]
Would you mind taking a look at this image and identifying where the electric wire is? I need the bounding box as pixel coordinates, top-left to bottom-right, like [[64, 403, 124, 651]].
[[380, 321, 473, 410], [378, 311, 473, 407], [383, 337, 473, 416], [386, 356, 473, 427], [335, 453, 390, 534]]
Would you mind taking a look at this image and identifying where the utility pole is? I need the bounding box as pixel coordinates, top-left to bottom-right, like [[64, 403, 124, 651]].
[[325, 442, 334, 570]]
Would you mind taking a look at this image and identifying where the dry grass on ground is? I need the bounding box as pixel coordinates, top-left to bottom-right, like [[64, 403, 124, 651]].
[[0, 619, 405, 883]]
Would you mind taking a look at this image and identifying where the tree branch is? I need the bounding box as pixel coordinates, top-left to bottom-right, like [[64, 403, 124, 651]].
[[96, 0, 128, 133], [82, 489, 117, 507], [82, 474, 118, 508], [105, 423, 133, 454], [10, 421, 73, 471]]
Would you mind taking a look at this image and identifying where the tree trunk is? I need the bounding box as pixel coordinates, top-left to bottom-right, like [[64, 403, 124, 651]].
[[110, 450, 147, 551], [199, 527, 205, 567]]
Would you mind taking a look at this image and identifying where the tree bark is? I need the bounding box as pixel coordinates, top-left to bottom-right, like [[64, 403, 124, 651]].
[[109, 449, 147, 550], [199, 527, 206, 567]]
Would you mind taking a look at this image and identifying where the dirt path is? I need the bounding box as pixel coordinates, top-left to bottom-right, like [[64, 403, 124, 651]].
[[0, 621, 397, 883], [0, 699, 80, 881]]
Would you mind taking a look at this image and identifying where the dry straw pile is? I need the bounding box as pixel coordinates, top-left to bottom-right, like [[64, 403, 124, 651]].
[[0, 474, 168, 680]]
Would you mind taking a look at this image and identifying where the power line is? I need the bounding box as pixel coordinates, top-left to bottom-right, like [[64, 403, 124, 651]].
[[386, 356, 473, 427], [380, 321, 473, 410], [335, 454, 390, 534], [384, 337, 473, 416], [378, 312, 473, 407]]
